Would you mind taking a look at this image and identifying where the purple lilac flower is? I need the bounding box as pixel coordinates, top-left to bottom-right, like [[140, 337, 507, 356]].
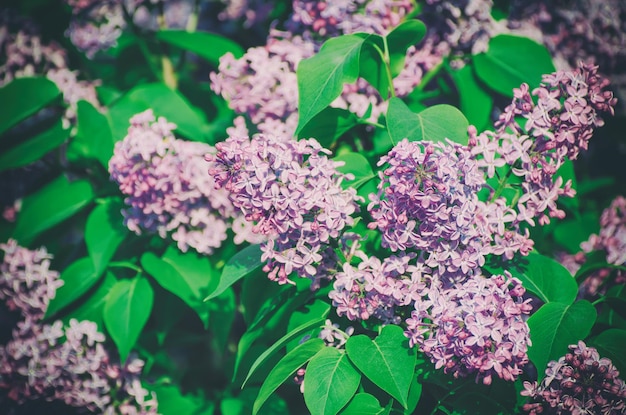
[[470, 62, 617, 227], [0, 10, 101, 128], [207, 133, 361, 286], [210, 32, 315, 136], [0, 240, 158, 414], [109, 109, 256, 254], [521, 341, 626, 414], [368, 138, 533, 283], [405, 273, 533, 385], [66, 1, 129, 58]]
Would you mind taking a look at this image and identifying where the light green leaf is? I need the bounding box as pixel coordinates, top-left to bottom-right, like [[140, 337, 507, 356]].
[[345, 325, 416, 408], [386, 98, 469, 145], [297, 107, 359, 147], [68, 100, 114, 168], [85, 198, 128, 276], [104, 275, 154, 362], [13, 175, 94, 244], [253, 338, 325, 415], [0, 77, 60, 135], [340, 393, 384, 415], [151, 383, 215, 415], [333, 152, 375, 191], [386, 20, 427, 77], [449, 64, 493, 130], [473, 35, 555, 97], [527, 300, 597, 381], [46, 257, 102, 318], [156, 30, 244, 64], [0, 119, 68, 172], [62, 271, 116, 331], [304, 347, 361, 415], [297, 35, 366, 133], [204, 244, 263, 301]]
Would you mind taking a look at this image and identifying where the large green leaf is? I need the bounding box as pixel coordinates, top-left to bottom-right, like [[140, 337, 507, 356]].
[[156, 30, 244, 64], [484, 253, 578, 305], [297, 35, 366, 133], [253, 338, 325, 415], [0, 77, 60, 135], [0, 119, 68, 172], [45, 257, 102, 318], [151, 383, 214, 415], [62, 271, 116, 331], [67, 100, 115, 168], [589, 329, 626, 376], [13, 175, 94, 244], [449, 63, 493, 130], [340, 394, 385, 415], [345, 325, 416, 408], [527, 300, 597, 380], [386, 98, 469, 146], [473, 35, 555, 97], [297, 107, 359, 147], [85, 198, 128, 276], [104, 275, 154, 362], [304, 347, 361, 415], [204, 244, 263, 301], [108, 82, 208, 142], [141, 246, 216, 328]]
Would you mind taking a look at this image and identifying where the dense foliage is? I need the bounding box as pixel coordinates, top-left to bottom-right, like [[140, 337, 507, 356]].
[[1, 0, 626, 414]]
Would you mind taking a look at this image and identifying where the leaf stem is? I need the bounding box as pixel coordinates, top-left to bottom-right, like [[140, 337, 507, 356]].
[[491, 165, 514, 202], [370, 39, 396, 99]]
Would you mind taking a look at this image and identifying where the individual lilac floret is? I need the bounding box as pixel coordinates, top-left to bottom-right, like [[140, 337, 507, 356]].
[[471, 62, 617, 227], [109, 109, 249, 254], [0, 240, 158, 414], [405, 273, 533, 385], [207, 133, 361, 286], [210, 32, 315, 136], [368, 138, 529, 283], [521, 341, 626, 414]]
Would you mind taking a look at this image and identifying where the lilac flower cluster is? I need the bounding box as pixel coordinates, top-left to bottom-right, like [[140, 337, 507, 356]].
[[405, 273, 533, 385], [0, 10, 101, 128], [368, 138, 532, 283], [521, 341, 626, 414], [210, 32, 315, 136], [558, 196, 626, 297], [206, 133, 361, 286], [471, 62, 617, 227], [109, 109, 257, 254], [288, 0, 413, 37], [0, 239, 158, 414]]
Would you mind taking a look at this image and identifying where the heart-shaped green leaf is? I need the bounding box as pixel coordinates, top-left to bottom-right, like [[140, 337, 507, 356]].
[[0, 77, 60, 135], [85, 198, 128, 276], [45, 257, 102, 318], [204, 244, 262, 301], [345, 325, 416, 408]]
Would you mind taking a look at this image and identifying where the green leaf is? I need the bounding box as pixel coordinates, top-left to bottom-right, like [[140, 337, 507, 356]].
[[141, 246, 216, 328], [333, 152, 375, 191], [589, 329, 626, 376], [286, 299, 330, 352], [386, 20, 427, 77], [104, 275, 154, 362], [151, 383, 214, 415], [297, 108, 359, 147], [156, 30, 244, 64], [358, 34, 389, 98], [204, 244, 263, 301], [208, 287, 236, 352], [0, 119, 68, 172], [68, 100, 115, 168], [85, 198, 128, 276], [345, 325, 416, 408], [0, 77, 60, 135], [340, 393, 384, 415], [45, 257, 102, 318], [108, 83, 208, 142], [484, 253, 578, 305], [304, 347, 361, 415], [450, 64, 493, 130], [404, 372, 423, 415], [553, 213, 599, 254], [527, 300, 597, 380], [386, 98, 469, 146], [243, 316, 328, 388], [253, 338, 325, 415], [13, 175, 94, 244], [62, 271, 116, 331], [297, 35, 366, 134], [473, 35, 555, 97]]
